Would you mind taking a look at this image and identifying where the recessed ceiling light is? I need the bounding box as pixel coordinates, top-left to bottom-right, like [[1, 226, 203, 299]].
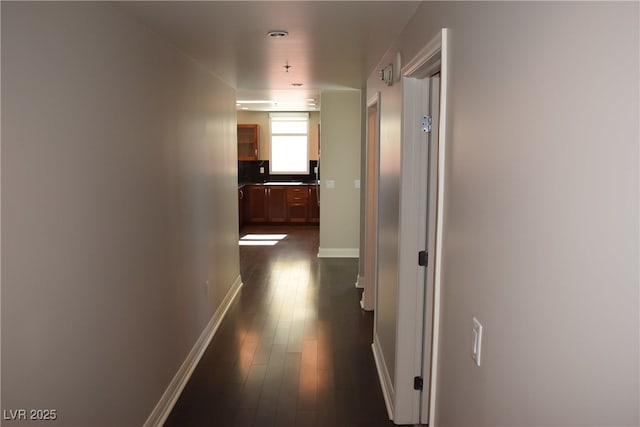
[[291, 83, 303, 87], [267, 30, 288, 38], [236, 100, 276, 104]]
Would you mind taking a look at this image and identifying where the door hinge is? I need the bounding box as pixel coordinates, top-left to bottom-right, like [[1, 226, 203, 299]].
[[413, 376, 424, 390], [418, 251, 428, 267], [421, 115, 432, 133]]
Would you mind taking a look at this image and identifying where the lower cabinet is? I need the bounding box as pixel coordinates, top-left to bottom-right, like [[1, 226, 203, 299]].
[[246, 185, 268, 223], [268, 187, 287, 222], [308, 186, 320, 223], [238, 188, 245, 229], [242, 184, 319, 225], [287, 187, 309, 223]]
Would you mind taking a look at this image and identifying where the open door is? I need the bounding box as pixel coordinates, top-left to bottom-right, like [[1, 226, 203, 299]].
[[420, 74, 440, 424], [392, 29, 448, 425]]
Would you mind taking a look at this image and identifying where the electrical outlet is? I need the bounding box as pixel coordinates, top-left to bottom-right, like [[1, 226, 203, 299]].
[[472, 317, 483, 367], [259, 167, 264, 174], [326, 180, 335, 189]]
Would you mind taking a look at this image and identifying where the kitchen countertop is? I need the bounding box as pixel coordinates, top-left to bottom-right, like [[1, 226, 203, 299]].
[[239, 181, 317, 188]]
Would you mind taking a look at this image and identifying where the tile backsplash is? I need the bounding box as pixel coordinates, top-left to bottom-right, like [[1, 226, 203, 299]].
[[238, 160, 319, 184]]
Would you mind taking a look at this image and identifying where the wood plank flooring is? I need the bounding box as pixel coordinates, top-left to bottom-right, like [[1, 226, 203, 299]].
[[165, 225, 394, 427]]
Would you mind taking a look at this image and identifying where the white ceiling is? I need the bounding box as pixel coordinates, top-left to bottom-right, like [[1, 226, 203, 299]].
[[116, 1, 421, 110]]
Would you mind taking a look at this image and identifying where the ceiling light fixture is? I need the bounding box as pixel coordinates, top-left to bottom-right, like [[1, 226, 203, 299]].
[[236, 100, 276, 104], [284, 61, 292, 73], [267, 30, 288, 38], [291, 83, 303, 87]]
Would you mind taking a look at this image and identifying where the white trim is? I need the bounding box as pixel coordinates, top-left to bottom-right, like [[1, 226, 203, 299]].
[[355, 274, 365, 289], [429, 28, 450, 427], [143, 275, 243, 427], [402, 35, 442, 78], [367, 93, 380, 109], [317, 247, 359, 258], [372, 338, 394, 421]]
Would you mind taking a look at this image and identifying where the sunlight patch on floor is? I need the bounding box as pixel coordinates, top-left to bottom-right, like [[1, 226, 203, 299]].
[[239, 233, 288, 246], [241, 234, 287, 240]]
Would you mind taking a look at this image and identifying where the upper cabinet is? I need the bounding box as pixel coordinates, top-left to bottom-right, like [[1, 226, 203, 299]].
[[237, 124, 259, 160]]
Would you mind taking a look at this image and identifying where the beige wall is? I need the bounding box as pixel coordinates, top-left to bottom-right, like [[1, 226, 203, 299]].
[[369, 1, 639, 425], [237, 110, 320, 161], [319, 91, 361, 256], [2, 2, 239, 426]]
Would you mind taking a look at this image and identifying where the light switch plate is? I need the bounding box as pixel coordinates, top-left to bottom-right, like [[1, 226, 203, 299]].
[[355, 179, 360, 189], [326, 180, 335, 189], [472, 317, 483, 367]]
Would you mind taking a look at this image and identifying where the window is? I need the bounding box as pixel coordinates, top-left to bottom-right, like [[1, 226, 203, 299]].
[[270, 112, 309, 174]]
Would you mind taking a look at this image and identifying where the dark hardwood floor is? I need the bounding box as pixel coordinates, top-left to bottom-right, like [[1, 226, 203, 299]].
[[165, 225, 394, 427]]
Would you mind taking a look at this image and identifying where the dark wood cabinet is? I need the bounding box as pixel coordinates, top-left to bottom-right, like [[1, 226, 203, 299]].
[[287, 187, 309, 223], [246, 185, 268, 223], [237, 124, 259, 160], [267, 187, 287, 222], [308, 186, 320, 223], [242, 184, 319, 225], [238, 188, 245, 229]]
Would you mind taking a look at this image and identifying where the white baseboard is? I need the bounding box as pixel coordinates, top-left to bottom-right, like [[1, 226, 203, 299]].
[[355, 274, 365, 288], [317, 247, 359, 258], [372, 336, 395, 421], [143, 275, 243, 427]]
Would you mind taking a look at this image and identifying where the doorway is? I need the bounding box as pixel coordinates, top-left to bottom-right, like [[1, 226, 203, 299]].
[[390, 29, 449, 425], [362, 93, 380, 311]]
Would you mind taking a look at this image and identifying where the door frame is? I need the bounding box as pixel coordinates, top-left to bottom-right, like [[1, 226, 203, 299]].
[[393, 28, 449, 425], [362, 92, 381, 311]]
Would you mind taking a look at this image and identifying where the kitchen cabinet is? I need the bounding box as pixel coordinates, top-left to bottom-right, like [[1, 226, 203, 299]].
[[287, 187, 309, 223], [237, 124, 259, 160], [242, 184, 319, 225], [268, 187, 287, 222], [246, 185, 268, 223], [238, 188, 245, 229], [308, 186, 320, 223]]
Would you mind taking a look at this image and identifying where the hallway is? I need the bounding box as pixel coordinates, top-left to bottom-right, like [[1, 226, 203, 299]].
[[165, 226, 393, 427]]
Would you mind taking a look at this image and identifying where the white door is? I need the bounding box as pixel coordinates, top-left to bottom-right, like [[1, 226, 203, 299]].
[[392, 29, 448, 425], [420, 74, 440, 424]]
